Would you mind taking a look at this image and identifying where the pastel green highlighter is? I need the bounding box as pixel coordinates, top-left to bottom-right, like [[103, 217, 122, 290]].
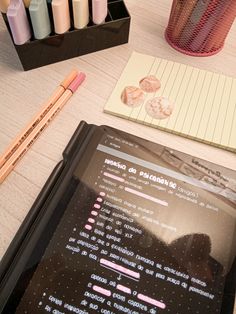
[[29, 0, 51, 39]]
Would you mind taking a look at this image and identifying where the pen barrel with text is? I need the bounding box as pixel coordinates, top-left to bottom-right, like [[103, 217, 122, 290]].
[[0, 72, 85, 184], [165, 0, 236, 57], [0, 69, 77, 169], [0, 92, 72, 183]]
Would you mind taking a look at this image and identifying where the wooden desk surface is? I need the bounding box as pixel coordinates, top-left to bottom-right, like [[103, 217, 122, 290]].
[[0, 0, 235, 310]]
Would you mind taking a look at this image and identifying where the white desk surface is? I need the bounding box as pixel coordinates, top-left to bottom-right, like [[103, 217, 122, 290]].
[[0, 0, 236, 310]]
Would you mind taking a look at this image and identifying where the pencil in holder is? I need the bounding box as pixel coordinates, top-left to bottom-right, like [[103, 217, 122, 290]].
[[165, 0, 236, 57]]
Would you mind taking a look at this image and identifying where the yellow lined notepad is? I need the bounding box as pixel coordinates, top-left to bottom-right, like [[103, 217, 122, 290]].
[[104, 52, 236, 152]]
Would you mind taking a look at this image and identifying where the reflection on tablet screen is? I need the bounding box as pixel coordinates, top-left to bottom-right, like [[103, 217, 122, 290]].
[[2, 126, 235, 314]]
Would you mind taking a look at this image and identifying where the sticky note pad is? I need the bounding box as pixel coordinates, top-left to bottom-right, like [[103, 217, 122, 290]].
[[104, 52, 236, 152]]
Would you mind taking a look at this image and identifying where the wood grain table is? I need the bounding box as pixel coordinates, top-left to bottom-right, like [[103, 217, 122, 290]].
[[0, 0, 235, 311]]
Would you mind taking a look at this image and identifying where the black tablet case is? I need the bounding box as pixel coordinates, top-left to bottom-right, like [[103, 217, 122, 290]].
[[0, 121, 235, 314]]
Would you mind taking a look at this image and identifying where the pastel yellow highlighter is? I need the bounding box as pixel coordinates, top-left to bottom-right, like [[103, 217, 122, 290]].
[[72, 0, 89, 29]]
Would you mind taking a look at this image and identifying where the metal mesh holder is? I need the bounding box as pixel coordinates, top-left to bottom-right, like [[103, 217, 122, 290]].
[[165, 0, 236, 56]]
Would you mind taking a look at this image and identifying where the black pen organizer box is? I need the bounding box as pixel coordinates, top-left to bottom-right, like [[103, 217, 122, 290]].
[[2, 0, 130, 70]]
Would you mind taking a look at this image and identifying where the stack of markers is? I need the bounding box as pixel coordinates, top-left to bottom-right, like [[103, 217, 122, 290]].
[[0, 0, 108, 45], [165, 0, 236, 56]]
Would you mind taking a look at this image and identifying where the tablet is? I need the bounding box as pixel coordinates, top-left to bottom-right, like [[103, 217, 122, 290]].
[[0, 121, 235, 313]]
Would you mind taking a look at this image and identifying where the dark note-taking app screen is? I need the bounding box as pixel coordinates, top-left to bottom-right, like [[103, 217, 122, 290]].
[[4, 126, 236, 314]]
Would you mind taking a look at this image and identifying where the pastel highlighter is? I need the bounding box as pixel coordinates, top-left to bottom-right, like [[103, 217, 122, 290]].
[[7, 0, 31, 45], [72, 0, 89, 29], [29, 0, 51, 39], [0, 0, 10, 13], [0, 70, 78, 170], [92, 0, 107, 25], [52, 0, 70, 34]]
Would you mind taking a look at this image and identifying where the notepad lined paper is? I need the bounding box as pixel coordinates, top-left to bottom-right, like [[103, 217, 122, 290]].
[[104, 52, 236, 152]]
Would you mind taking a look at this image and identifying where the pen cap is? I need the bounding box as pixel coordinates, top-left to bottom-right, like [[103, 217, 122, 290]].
[[0, 0, 10, 13], [72, 0, 89, 29], [29, 0, 51, 39], [52, 0, 70, 34], [92, 0, 107, 25], [7, 0, 31, 45]]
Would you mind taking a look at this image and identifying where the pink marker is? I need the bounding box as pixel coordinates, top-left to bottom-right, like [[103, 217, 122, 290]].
[[92, 0, 107, 25], [91, 211, 98, 216], [85, 224, 92, 230], [7, 0, 31, 45], [96, 197, 103, 202], [99, 192, 105, 197]]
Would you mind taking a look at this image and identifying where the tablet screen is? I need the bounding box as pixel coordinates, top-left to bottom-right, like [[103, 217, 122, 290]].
[[2, 126, 236, 313]]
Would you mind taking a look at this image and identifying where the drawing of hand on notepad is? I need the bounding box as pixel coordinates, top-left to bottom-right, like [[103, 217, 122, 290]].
[[121, 75, 175, 119]]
